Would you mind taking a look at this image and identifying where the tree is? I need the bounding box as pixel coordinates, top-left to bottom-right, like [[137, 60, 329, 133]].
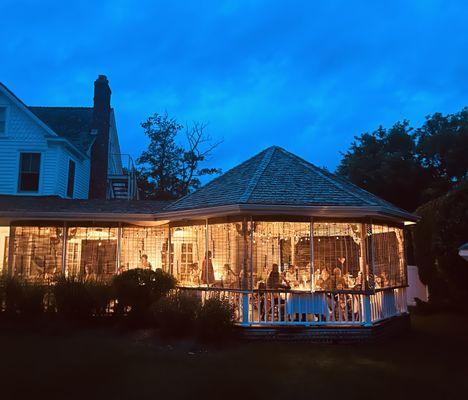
[[337, 121, 432, 211], [338, 108, 468, 211], [137, 113, 221, 200], [415, 108, 468, 197], [412, 181, 468, 307]]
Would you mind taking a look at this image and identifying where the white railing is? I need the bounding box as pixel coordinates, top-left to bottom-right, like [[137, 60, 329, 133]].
[[179, 287, 407, 326], [247, 291, 364, 326], [370, 287, 408, 322]]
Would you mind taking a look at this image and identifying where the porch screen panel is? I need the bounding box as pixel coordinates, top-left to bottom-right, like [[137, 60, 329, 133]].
[[313, 223, 362, 291], [65, 227, 117, 281], [170, 224, 206, 287], [11, 226, 63, 280], [120, 226, 169, 272], [207, 222, 245, 289], [371, 224, 405, 288], [252, 222, 311, 291]]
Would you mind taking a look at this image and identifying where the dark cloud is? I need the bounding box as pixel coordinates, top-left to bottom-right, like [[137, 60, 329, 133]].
[[1, 0, 467, 175]]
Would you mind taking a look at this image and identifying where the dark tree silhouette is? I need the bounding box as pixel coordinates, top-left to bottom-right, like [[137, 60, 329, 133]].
[[137, 113, 221, 200], [337, 108, 468, 211]]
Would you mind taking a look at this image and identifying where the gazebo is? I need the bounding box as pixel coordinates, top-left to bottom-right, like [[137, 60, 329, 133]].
[[0, 146, 417, 338]]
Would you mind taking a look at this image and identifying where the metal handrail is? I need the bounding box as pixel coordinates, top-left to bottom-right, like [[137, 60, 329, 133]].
[[108, 153, 139, 200]]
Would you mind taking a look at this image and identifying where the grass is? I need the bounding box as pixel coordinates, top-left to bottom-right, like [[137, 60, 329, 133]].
[[0, 313, 467, 399]]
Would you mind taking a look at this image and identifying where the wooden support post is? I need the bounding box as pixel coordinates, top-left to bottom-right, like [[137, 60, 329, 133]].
[[242, 292, 249, 326], [205, 219, 209, 287], [310, 217, 314, 292], [360, 221, 375, 326], [7, 225, 15, 276], [61, 222, 68, 275], [363, 294, 372, 326], [249, 216, 254, 291], [116, 223, 122, 273], [167, 225, 172, 275]]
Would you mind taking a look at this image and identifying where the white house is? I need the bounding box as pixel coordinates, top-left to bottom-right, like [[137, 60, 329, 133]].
[[0, 76, 136, 200]]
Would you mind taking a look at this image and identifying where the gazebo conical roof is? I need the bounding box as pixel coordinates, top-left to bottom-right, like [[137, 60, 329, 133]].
[[165, 146, 416, 222]]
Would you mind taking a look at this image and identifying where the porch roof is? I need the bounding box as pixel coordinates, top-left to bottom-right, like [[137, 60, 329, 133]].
[[0, 195, 170, 222]]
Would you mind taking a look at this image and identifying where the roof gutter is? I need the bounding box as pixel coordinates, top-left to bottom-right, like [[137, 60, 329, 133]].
[[157, 203, 419, 223], [0, 204, 419, 224]]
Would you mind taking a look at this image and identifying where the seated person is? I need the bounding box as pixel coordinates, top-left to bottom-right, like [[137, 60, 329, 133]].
[[267, 264, 290, 290], [381, 271, 390, 287], [139, 254, 152, 270], [344, 272, 356, 288], [189, 262, 200, 285], [222, 264, 238, 288], [354, 271, 364, 290], [320, 268, 332, 290], [118, 264, 129, 274], [332, 267, 347, 290], [284, 264, 299, 288], [375, 274, 382, 288]]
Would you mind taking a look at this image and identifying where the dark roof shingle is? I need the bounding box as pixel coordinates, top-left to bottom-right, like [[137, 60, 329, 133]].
[[0, 195, 171, 216], [28, 106, 96, 153]]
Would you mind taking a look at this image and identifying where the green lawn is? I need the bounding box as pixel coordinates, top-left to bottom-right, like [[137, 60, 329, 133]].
[[0, 313, 467, 400]]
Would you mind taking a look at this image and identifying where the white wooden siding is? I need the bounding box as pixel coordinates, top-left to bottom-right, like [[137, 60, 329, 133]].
[[0, 91, 90, 198]]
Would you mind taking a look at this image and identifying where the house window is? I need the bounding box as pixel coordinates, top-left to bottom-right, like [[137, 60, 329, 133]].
[[19, 153, 41, 192], [0, 107, 6, 134], [67, 160, 76, 197]]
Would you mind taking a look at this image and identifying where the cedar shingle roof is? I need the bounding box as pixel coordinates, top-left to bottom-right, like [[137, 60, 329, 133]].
[[28, 107, 96, 153], [166, 146, 413, 218]]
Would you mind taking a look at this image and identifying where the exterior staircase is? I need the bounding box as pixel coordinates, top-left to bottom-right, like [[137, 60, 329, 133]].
[[107, 154, 139, 200]]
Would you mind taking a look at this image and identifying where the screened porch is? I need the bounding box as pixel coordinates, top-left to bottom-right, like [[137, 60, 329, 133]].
[[0, 218, 408, 327]]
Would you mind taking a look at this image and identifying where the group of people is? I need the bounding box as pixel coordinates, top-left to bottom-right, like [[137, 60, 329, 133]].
[[313, 267, 363, 291], [260, 263, 364, 291], [264, 263, 310, 290], [118, 254, 155, 274]]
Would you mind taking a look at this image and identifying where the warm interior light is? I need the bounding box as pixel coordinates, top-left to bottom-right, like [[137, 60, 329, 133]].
[[173, 227, 184, 238]]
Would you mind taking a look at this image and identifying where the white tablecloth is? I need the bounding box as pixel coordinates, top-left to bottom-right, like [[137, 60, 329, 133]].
[[285, 293, 328, 315]]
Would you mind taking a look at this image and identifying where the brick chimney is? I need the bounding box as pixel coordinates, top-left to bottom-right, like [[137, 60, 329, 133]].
[[89, 75, 111, 199]]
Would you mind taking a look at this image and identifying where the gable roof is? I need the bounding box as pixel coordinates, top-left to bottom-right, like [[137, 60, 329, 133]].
[[165, 146, 417, 221], [0, 82, 92, 157], [28, 106, 96, 153]]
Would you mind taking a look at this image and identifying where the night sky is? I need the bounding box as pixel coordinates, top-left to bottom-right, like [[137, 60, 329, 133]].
[[1, 1, 468, 177]]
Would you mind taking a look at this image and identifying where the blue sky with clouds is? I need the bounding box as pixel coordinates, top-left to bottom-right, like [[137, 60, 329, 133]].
[[1, 0, 468, 176]]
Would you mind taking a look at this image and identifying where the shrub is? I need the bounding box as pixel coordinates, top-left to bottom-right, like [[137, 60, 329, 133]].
[[0, 277, 47, 318], [18, 283, 47, 318], [2, 277, 23, 315], [196, 297, 235, 343], [53, 277, 110, 320], [152, 291, 201, 338], [112, 269, 176, 319]]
